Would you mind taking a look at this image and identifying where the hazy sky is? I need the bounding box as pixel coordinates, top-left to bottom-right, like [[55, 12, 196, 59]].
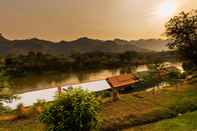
[[0, 0, 197, 41]]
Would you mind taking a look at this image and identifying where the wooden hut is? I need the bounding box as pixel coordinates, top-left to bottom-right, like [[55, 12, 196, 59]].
[[106, 74, 139, 101]]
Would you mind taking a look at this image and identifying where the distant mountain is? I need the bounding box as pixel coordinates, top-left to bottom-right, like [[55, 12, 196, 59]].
[[0, 34, 170, 57], [130, 39, 170, 52], [0, 33, 11, 55], [113, 38, 170, 52]]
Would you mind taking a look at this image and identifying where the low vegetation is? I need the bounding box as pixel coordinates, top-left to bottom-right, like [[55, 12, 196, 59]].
[[101, 81, 197, 130], [128, 110, 197, 131], [1, 51, 177, 77], [40, 88, 101, 131]]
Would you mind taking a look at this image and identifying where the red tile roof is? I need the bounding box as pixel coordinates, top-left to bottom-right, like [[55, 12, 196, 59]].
[[106, 74, 138, 88]]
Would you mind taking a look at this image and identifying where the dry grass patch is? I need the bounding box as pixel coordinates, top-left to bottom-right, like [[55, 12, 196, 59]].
[[0, 117, 45, 131]]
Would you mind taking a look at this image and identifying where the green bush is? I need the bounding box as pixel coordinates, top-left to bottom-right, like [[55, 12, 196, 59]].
[[140, 108, 176, 123], [0, 103, 12, 115], [97, 90, 112, 98], [168, 98, 197, 114], [39, 88, 101, 131], [182, 61, 197, 72]]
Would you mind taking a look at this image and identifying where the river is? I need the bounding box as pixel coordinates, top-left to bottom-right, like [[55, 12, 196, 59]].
[[12, 62, 183, 94]]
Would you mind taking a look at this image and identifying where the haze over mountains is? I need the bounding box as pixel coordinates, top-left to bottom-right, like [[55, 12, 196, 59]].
[[0, 33, 169, 56]]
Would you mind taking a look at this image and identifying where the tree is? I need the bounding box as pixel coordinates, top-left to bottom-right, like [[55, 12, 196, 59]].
[[0, 59, 16, 112], [39, 88, 101, 131], [163, 67, 183, 90], [147, 62, 166, 95], [165, 10, 197, 67], [148, 61, 166, 82], [0, 63, 11, 89]]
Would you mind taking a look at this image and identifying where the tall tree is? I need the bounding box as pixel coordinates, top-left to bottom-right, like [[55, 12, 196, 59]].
[[165, 10, 197, 67]]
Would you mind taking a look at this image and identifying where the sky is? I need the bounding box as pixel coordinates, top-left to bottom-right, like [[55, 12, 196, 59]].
[[0, 0, 197, 41]]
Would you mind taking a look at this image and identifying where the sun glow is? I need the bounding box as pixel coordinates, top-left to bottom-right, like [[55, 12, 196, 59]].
[[156, 1, 177, 19]]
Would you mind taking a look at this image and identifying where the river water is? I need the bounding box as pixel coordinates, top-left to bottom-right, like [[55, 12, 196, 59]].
[[13, 65, 148, 93], [13, 62, 183, 94], [3, 62, 183, 109]]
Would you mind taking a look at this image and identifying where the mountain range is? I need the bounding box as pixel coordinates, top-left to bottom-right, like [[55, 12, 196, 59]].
[[0, 33, 170, 57]]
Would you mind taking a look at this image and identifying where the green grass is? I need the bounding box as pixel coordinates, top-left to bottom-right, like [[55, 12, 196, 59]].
[[101, 82, 197, 130], [128, 111, 197, 131]]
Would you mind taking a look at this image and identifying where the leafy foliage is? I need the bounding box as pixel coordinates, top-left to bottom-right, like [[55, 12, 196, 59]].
[[165, 10, 197, 67], [0, 60, 11, 92], [138, 63, 183, 89], [162, 67, 183, 87], [0, 61, 11, 89], [39, 88, 101, 131], [0, 57, 16, 112], [182, 61, 197, 72], [2, 51, 177, 77]]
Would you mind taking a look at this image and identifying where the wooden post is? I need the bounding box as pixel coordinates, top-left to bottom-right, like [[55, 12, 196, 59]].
[[57, 86, 62, 96], [112, 88, 119, 101]]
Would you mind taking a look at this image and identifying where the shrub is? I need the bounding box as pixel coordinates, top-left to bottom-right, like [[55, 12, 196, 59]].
[[168, 98, 197, 114], [98, 90, 112, 98], [0, 103, 12, 115], [141, 108, 176, 123], [39, 88, 101, 131]]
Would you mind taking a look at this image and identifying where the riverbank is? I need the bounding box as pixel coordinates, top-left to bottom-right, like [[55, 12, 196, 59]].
[[1, 79, 197, 130]]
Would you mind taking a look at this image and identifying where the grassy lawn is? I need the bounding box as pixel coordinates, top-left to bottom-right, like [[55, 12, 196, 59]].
[[101, 81, 197, 130], [1, 81, 197, 131], [126, 111, 197, 131]]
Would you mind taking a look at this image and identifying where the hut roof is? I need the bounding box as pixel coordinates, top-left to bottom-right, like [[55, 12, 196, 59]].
[[106, 74, 138, 88]]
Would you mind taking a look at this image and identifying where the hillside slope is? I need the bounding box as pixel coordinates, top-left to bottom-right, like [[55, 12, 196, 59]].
[[0, 34, 170, 56]]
